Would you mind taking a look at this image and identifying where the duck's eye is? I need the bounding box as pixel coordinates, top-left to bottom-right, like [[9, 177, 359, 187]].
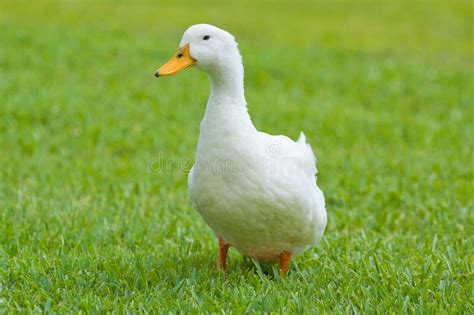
[[203, 35, 210, 41]]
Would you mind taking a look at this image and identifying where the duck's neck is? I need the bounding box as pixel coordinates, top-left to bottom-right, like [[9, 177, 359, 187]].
[[201, 60, 256, 136], [207, 61, 246, 105]]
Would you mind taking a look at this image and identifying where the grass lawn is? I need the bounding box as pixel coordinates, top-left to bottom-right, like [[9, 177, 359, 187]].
[[0, 0, 472, 312]]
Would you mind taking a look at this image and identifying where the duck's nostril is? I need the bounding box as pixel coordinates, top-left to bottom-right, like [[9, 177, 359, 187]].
[[177, 53, 183, 58]]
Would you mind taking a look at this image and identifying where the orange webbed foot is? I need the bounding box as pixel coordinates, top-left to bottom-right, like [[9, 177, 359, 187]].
[[218, 238, 230, 271], [279, 250, 292, 276]]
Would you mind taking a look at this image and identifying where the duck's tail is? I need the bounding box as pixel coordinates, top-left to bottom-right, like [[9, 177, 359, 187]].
[[297, 131, 318, 174], [297, 131, 307, 144]]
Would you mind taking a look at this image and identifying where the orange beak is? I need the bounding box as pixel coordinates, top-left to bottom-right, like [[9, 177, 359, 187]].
[[154, 44, 196, 77]]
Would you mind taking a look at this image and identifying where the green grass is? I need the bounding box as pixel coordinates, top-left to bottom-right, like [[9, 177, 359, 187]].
[[0, 0, 473, 313]]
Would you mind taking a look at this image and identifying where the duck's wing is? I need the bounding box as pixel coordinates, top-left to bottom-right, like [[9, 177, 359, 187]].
[[257, 131, 318, 180]]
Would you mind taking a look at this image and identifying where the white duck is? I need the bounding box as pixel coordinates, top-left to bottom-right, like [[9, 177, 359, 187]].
[[155, 24, 326, 275]]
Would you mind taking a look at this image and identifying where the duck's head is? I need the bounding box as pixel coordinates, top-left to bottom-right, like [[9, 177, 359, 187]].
[[155, 24, 241, 77]]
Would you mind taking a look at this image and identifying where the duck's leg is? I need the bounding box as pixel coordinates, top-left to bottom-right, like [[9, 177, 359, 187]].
[[218, 238, 230, 271], [279, 251, 292, 276]]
